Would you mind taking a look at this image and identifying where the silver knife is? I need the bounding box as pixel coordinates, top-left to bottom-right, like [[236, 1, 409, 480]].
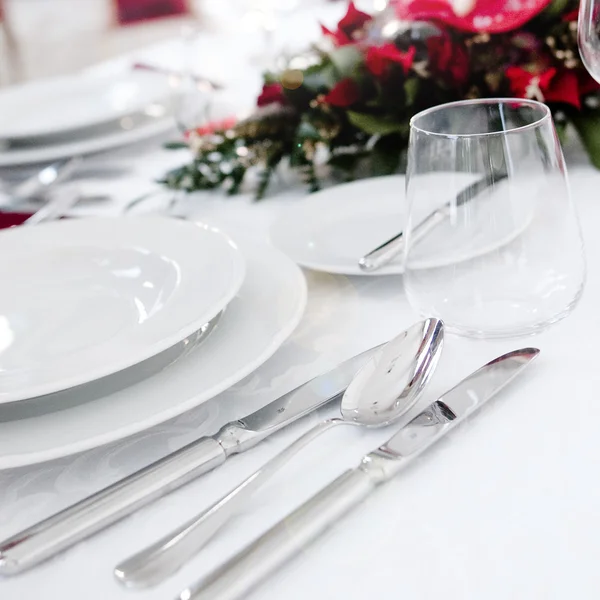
[[0, 345, 382, 576], [179, 347, 539, 600], [358, 173, 508, 273]]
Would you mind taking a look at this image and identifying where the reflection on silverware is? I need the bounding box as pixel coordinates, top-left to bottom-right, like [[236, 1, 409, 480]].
[[0, 343, 383, 575], [179, 347, 539, 600], [358, 174, 507, 273], [114, 318, 444, 589]]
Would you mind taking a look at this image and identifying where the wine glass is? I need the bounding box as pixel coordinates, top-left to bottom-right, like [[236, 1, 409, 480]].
[[579, 0, 600, 82], [402, 98, 586, 338]]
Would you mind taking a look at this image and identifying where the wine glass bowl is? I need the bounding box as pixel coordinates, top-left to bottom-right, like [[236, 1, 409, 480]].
[[402, 98, 586, 338]]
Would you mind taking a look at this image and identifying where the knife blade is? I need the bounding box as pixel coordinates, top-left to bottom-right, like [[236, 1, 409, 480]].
[[358, 173, 508, 273], [180, 347, 539, 600], [0, 344, 382, 576]]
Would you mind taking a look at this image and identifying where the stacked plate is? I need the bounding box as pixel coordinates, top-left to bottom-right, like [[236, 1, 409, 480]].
[[0, 70, 177, 167], [0, 217, 307, 468]]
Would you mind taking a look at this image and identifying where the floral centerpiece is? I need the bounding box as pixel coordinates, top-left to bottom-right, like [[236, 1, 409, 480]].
[[164, 0, 600, 199]]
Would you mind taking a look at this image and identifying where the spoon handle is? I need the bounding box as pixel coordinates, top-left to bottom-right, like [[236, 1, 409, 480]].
[[180, 465, 379, 600], [114, 418, 343, 589]]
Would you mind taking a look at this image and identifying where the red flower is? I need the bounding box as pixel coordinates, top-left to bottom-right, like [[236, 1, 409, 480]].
[[257, 83, 286, 107], [366, 44, 416, 76], [393, 0, 552, 33], [321, 1, 372, 46], [186, 116, 237, 138], [562, 8, 579, 21], [506, 66, 595, 109], [427, 35, 469, 86], [544, 70, 581, 109], [322, 78, 361, 107]]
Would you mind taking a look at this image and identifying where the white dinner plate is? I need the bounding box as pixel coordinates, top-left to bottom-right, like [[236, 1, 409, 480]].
[[0, 71, 175, 141], [0, 217, 245, 404], [269, 173, 523, 276], [0, 116, 175, 167], [0, 240, 306, 468]]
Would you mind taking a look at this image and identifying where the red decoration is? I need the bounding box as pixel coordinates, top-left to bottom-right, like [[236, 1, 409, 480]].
[[186, 117, 237, 138], [322, 78, 361, 107], [393, 0, 552, 33], [257, 83, 287, 107], [366, 44, 416, 76], [321, 1, 372, 46], [114, 0, 190, 26], [427, 35, 469, 86]]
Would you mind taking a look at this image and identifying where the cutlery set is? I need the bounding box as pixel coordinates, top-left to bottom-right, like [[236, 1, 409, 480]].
[[0, 318, 540, 599]]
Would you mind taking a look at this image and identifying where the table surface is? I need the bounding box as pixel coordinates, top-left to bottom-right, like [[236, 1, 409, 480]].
[[2, 5, 600, 600]]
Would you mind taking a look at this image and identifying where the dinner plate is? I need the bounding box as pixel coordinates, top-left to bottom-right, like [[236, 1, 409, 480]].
[[0, 240, 306, 468], [0, 217, 245, 404], [0, 116, 175, 167], [0, 71, 174, 141], [269, 173, 523, 276]]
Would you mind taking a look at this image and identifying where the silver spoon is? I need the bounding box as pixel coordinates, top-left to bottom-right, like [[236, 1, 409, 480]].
[[114, 318, 444, 588]]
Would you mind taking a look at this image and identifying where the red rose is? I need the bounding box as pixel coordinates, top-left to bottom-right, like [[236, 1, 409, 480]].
[[392, 0, 552, 33], [366, 44, 416, 76], [321, 1, 372, 46], [257, 83, 286, 107], [322, 78, 361, 107], [427, 35, 469, 86]]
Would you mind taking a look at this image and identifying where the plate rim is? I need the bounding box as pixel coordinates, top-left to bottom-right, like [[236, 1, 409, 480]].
[[269, 175, 405, 276], [0, 217, 246, 404], [0, 239, 307, 468], [0, 116, 175, 167], [0, 71, 174, 141]]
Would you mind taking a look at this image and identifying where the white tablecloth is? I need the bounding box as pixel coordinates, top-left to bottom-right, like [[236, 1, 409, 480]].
[[3, 7, 600, 599]]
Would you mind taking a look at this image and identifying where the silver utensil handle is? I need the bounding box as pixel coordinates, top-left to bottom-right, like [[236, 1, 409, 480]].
[[359, 205, 450, 272], [180, 467, 377, 600], [24, 188, 81, 225], [358, 230, 404, 272], [115, 419, 341, 588], [0, 438, 226, 575]]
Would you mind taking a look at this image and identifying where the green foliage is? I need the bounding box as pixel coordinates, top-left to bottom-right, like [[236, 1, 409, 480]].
[[162, 0, 600, 199], [571, 111, 600, 169]]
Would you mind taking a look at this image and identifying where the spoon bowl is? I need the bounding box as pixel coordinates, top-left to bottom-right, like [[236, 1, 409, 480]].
[[341, 318, 443, 426]]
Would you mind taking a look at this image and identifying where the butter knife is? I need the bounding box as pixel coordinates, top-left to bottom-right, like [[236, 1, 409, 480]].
[[180, 347, 539, 600], [0, 345, 381, 576], [358, 173, 507, 273]]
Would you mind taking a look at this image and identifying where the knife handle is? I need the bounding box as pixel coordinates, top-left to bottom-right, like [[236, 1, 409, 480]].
[[0, 437, 227, 575], [180, 464, 380, 600], [359, 205, 450, 272]]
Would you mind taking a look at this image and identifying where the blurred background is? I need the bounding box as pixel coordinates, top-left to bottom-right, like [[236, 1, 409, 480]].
[[0, 0, 209, 84], [0, 0, 367, 86]]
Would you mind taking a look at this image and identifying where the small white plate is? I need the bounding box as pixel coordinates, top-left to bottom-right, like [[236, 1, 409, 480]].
[[0, 217, 245, 404], [0, 71, 174, 141], [269, 174, 523, 275], [0, 240, 306, 468]]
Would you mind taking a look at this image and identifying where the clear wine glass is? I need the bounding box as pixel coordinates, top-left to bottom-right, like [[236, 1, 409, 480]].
[[579, 0, 600, 82], [402, 98, 586, 338]]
